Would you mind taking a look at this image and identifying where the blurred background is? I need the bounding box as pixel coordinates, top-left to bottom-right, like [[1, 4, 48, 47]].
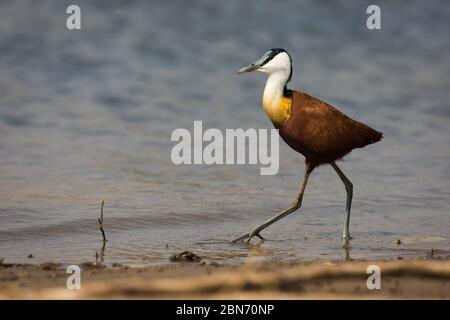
[[0, 0, 449, 265]]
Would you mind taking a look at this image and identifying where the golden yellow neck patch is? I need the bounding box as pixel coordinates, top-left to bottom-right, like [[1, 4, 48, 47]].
[[262, 95, 292, 128]]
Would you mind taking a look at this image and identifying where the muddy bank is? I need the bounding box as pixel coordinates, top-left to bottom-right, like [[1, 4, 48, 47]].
[[0, 258, 449, 299]]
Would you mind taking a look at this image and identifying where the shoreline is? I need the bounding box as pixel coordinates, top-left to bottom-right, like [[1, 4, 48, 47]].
[[1, 256, 449, 299]]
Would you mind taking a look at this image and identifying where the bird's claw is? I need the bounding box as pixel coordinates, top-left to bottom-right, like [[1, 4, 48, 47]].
[[232, 229, 265, 244]]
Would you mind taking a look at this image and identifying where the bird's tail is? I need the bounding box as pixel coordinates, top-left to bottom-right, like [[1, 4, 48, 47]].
[[365, 128, 383, 145]]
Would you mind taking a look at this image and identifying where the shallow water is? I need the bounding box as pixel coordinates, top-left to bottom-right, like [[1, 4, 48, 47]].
[[0, 0, 449, 265]]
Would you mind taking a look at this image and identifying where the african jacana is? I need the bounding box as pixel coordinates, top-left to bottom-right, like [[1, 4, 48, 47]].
[[234, 48, 382, 246]]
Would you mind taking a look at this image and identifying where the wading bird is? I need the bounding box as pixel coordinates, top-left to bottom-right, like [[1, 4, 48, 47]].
[[234, 48, 382, 246]]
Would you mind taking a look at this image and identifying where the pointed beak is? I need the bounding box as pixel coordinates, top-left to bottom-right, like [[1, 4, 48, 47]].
[[237, 64, 259, 74], [237, 58, 265, 74]]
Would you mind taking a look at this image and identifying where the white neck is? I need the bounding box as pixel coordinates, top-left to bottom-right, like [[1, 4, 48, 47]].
[[262, 70, 290, 110]]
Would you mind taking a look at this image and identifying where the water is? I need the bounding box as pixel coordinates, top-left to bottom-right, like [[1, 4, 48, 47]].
[[0, 0, 449, 265]]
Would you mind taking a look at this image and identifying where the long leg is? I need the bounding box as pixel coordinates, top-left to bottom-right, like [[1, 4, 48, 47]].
[[330, 161, 353, 246], [232, 171, 310, 244]]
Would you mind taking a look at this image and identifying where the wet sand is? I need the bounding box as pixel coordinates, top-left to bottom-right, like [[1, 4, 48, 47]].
[[1, 258, 449, 299], [1, 0, 450, 266]]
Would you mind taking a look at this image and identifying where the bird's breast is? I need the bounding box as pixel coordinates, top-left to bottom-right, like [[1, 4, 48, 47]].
[[262, 95, 292, 128]]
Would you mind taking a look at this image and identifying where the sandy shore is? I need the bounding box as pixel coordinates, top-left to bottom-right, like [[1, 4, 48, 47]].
[[0, 258, 449, 299]]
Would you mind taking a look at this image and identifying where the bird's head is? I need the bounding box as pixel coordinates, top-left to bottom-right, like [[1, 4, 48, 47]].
[[237, 48, 292, 81]]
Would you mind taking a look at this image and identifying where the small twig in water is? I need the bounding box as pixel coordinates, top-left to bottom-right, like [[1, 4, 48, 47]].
[[98, 200, 107, 242]]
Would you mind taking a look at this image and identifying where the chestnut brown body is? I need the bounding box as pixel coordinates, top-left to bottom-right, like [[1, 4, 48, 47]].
[[279, 91, 383, 173]]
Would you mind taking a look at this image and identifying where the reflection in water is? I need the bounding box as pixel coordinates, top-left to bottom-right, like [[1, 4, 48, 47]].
[[95, 241, 106, 265], [246, 242, 270, 262], [0, 0, 449, 265], [344, 246, 351, 261]]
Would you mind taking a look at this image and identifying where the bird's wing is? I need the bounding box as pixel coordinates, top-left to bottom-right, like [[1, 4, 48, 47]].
[[291, 91, 382, 156]]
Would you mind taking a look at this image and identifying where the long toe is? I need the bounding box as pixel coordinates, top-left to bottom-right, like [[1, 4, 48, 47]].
[[255, 233, 265, 240], [232, 232, 250, 243], [244, 229, 265, 245], [245, 231, 256, 245]]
